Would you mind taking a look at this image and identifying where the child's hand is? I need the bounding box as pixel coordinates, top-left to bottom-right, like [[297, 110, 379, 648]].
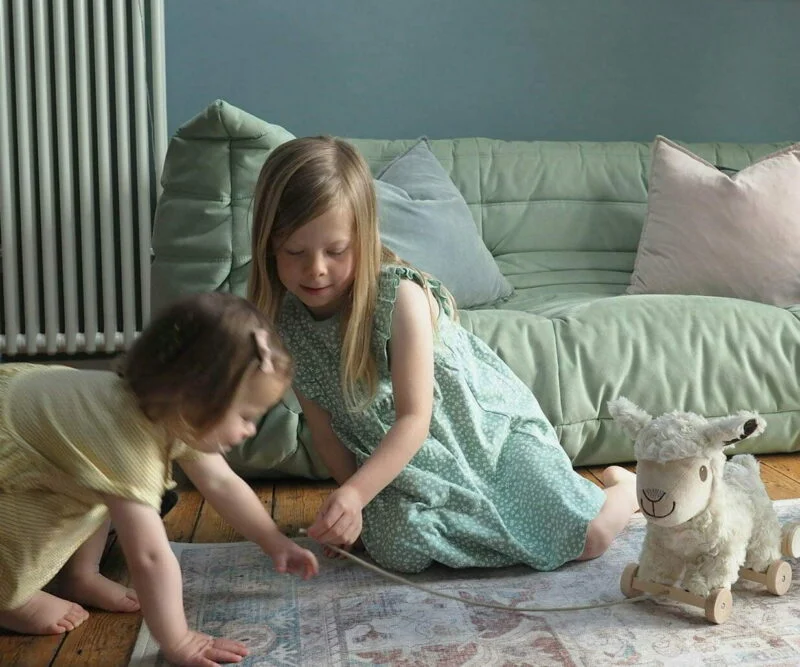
[[163, 630, 248, 667], [307, 485, 363, 547], [269, 537, 319, 579], [321, 536, 365, 560]]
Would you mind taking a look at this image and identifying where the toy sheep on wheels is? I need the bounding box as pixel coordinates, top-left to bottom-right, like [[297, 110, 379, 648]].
[[608, 398, 792, 624]]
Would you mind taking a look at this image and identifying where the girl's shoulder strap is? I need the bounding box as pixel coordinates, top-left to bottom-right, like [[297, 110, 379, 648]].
[[373, 264, 454, 359]]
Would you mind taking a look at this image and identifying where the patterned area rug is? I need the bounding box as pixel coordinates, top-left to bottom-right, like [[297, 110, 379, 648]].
[[130, 500, 800, 666]]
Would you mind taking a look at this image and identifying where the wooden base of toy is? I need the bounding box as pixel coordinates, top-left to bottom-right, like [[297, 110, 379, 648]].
[[620, 559, 792, 624], [620, 564, 733, 623], [738, 560, 793, 595], [782, 523, 800, 559]]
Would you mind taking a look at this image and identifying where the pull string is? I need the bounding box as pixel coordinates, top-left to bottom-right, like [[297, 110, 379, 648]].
[[298, 531, 654, 613]]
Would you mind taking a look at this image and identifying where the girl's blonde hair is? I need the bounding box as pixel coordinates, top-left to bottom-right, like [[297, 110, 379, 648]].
[[119, 292, 292, 441], [249, 136, 454, 410]]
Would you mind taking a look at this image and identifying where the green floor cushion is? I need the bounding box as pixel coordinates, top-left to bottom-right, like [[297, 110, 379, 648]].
[[224, 389, 323, 480], [461, 295, 800, 465]]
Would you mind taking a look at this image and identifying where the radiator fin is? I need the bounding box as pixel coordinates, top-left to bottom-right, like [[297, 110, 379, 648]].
[[0, 0, 167, 356]]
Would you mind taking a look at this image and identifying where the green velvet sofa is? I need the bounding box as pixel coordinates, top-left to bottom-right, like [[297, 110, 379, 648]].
[[151, 100, 800, 479]]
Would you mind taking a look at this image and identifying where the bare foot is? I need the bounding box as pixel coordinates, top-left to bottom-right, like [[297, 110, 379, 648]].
[[0, 591, 89, 635], [578, 466, 640, 560], [601, 465, 639, 512], [601, 465, 635, 487], [57, 573, 140, 613]]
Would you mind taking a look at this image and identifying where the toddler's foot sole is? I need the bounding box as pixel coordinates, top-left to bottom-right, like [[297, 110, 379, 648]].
[[0, 591, 89, 635]]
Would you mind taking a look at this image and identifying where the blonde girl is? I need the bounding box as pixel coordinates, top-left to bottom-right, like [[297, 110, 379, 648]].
[[249, 137, 638, 574], [0, 292, 318, 667]]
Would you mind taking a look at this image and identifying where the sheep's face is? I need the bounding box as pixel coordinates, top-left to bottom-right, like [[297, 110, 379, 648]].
[[636, 456, 714, 527], [608, 397, 767, 528]]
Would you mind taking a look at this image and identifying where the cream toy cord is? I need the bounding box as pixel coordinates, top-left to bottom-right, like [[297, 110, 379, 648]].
[[298, 530, 654, 612]]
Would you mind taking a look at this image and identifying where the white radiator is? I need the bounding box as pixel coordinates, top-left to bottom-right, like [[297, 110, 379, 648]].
[[0, 0, 168, 356]]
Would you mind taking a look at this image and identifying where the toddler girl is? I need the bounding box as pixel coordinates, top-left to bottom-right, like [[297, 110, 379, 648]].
[[249, 136, 639, 575], [0, 292, 318, 667]]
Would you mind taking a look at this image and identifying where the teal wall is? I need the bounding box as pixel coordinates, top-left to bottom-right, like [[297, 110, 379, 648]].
[[165, 0, 800, 142]]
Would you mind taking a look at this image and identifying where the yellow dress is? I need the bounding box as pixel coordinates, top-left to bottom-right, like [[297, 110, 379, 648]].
[[0, 363, 204, 610]]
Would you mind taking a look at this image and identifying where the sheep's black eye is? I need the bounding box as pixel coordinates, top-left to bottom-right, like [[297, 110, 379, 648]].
[[699, 465, 708, 482]]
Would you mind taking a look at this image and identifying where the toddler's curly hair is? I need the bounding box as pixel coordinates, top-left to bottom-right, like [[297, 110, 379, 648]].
[[118, 292, 291, 440]]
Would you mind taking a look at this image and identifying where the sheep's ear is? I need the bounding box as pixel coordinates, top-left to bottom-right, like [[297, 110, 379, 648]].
[[607, 397, 652, 440], [702, 412, 766, 450]]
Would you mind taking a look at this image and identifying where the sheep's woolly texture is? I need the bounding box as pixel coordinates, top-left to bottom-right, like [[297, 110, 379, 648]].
[[633, 411, 716, 463], [608, 396, 780, 598], [608, 397, 765, 463]]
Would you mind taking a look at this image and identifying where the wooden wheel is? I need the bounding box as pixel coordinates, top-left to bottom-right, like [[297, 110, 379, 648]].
[[620, 563, 641, 598], [782, 523, 800, 559], [704, 588, 733, 624], [765, 560, 792, 595]]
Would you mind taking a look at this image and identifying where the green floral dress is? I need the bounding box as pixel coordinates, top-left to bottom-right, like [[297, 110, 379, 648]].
[[278, 265, 606, 573]]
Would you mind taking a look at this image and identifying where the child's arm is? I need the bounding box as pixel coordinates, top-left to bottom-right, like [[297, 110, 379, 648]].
[[348, 279, 435, 501], [178, 454, 318, 578], [104, 494, 248, 666], [309, 279, 435, 544], [295, 389, 357, 485]]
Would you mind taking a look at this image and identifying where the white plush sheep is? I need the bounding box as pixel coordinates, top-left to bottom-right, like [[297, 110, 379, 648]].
[[608, 397, 783, 598]]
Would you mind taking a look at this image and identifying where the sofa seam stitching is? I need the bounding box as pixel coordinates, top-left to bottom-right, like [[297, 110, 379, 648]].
[[477, 200, 647, 207], [227, 138, 236, 282], [551, 319, 565, 429], [560, 410, 800, 428], [476, 138, 484, 240]]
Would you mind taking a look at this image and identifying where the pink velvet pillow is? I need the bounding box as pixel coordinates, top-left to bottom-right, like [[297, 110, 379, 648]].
[[627, 136, 800, 307]]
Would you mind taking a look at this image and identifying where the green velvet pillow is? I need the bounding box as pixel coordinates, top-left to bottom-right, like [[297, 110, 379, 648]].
[[375, 139, 514, 309]]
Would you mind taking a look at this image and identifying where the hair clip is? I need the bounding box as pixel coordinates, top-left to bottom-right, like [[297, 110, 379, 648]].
[[252, 329, 275, 374]]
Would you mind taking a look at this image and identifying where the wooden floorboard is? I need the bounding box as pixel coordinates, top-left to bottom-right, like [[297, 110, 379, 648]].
[[272, 480, 336, 535], [759, 453, 800, 481], [578, 468, 602, 486], [161, 489, 203, 543], [0, 634, 63, 667], [51, 611, 142, 667], [2, 454, 799, 666], [192, 485, 275, 544]]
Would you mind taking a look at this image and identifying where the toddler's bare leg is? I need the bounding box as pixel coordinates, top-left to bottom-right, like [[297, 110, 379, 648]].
[[0, 591, 89, 635], [577, 466, 638, 561], [54, 518, 140, 613]]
